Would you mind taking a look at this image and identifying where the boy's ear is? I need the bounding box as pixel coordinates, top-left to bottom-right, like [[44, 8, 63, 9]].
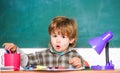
[[70, 38, 75, 44]]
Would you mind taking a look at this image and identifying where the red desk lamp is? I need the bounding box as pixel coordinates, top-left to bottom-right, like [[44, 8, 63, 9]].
[[88, 31, 114, 70]]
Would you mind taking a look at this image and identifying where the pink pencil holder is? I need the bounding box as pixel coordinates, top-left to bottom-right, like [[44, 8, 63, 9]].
[[1, 53, 20, 71]]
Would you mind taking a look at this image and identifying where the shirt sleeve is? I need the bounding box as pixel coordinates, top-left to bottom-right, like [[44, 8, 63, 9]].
[[26, 52, 40, 66], [77, 53, 85, 67], [16, 48, 28, 68], [72, 49, 85, 67], [16, 48, 41, 68]]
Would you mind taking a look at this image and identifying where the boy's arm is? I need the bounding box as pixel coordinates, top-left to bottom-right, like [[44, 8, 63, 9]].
[[16, 48, 28, 68], [17, 48, 40, 68], [77, 53, 85, 67], [69, 50, 85, 68]]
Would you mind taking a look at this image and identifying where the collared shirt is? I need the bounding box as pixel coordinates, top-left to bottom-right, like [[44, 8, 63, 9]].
[[25, 47, 85, 68]]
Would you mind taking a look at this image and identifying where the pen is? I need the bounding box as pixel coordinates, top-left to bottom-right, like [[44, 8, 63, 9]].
[[5, 49, 12, 54], [6, 49, 9, 53]]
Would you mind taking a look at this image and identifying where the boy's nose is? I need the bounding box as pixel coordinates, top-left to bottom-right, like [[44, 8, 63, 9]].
[[56, 38, 61, 43]]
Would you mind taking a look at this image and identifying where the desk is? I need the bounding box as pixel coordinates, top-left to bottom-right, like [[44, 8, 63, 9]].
[[1, 70, 120, 73]]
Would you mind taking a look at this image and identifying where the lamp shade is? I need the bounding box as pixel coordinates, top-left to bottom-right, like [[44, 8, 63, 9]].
[[88, 31, 113, 54]]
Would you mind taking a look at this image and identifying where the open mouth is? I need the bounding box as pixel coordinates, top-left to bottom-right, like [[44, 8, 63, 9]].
[[56, 45, 60, 48]]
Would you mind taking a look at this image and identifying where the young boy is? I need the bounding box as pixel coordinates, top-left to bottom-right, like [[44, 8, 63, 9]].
[[3, 16, 85, 69]]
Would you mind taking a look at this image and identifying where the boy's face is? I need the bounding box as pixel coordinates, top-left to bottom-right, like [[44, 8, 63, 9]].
[[50, 31, 74, 52]]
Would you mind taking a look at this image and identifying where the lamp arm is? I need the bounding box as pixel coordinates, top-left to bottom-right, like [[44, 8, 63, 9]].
[[105, 42, 109, 64]]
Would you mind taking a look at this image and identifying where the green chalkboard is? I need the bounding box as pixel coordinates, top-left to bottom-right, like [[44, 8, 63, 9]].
[[0, 0, 120, 48]]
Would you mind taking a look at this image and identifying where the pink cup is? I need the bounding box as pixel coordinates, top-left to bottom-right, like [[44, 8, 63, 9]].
[[3, 53, 20, 71]]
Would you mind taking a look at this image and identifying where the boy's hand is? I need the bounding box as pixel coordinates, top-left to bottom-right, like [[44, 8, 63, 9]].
[[69, 57, 82, 68], [2, 43, 17, 53]]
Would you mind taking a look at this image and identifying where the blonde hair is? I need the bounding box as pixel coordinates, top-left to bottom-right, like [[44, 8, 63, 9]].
[[48, 16, 78, 47]]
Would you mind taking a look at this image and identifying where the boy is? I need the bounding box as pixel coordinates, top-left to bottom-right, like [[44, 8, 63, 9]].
[[3, 16, 85, 69]]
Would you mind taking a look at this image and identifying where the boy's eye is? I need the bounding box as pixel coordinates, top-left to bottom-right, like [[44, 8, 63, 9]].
[[62, 36, 65, 38], [53, 35, 57, 37]]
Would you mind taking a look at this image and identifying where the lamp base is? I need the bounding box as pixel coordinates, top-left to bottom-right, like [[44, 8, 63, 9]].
[[91, 65, 114, 70]]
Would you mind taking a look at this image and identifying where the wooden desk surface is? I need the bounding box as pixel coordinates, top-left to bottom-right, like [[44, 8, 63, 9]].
[[1, 70, 120, 73]]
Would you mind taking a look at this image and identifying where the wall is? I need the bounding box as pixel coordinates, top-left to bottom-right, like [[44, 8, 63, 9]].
[[0, 48, 120, 70]]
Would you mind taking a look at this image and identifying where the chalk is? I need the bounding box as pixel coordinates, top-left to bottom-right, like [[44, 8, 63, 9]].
[[35, 65, 47, 70]]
